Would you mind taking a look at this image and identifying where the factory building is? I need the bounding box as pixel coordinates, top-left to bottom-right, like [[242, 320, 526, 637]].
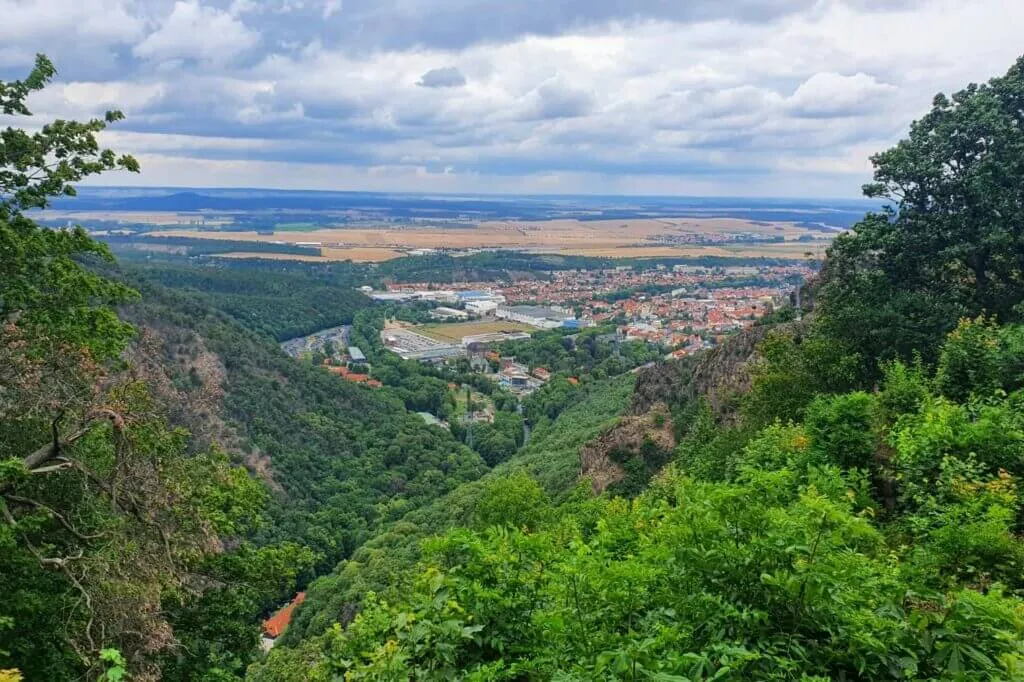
[[495, 305, 576, 329]]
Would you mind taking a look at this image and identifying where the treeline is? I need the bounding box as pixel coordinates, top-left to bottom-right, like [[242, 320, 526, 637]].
[[1, 57, 319, 682], [499, 327, 661, 385]]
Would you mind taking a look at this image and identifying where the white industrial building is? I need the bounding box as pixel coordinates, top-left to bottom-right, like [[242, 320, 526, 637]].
[[466, 299, 500, 315], [496, 305, 576, 329]]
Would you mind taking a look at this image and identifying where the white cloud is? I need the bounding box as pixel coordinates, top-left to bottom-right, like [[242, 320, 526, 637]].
[[134, 1, 260, 64], [787, 72, 898, 118], [0, 0, 143, 44], [4, 0, 1024, 196]]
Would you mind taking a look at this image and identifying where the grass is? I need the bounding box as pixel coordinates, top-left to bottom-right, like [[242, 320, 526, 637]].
[[416, 320, 536, 343]]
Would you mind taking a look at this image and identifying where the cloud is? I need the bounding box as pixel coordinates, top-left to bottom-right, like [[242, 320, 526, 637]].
[[417, 66, 467, 88], [787, 72, 898, 118], [3, 0, 1024, 197], [531, 81, 595, 119], [134, 1, 260, 65]]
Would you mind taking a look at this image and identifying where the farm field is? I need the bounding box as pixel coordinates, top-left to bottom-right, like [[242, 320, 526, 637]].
[[147, 216, 835, 260], [210, 242, 825, 262], [416, 321, 536, 343]]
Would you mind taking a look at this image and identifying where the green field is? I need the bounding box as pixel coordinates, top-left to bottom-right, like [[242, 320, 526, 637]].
[[416, 320, 535, 343]]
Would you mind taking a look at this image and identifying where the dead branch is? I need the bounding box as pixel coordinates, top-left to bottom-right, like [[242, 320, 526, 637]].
[[6, 494, 107, 540], [21, 408, 125, 472]]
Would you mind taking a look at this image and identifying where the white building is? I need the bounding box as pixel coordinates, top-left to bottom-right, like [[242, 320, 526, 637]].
[[466, 299, 500, 315], [430, 306, 469, 320], [496, 305, 575, 329]]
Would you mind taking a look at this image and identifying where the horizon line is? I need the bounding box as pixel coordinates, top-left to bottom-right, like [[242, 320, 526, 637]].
[[74, 184, 876, 204]]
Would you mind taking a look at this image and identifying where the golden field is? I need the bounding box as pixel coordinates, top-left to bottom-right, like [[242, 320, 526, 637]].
[[149, 217, 835, 261]]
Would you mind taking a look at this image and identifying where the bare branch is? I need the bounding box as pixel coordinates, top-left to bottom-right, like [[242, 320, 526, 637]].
[[6, 495, 107, 540], [21, 408, 125, 472]]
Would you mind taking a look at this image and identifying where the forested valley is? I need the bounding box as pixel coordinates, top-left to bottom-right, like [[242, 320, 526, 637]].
[[5, 52, 1024, 682]]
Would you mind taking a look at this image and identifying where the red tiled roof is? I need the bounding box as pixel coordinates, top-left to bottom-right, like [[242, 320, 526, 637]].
[[263, 592, 306, 639]]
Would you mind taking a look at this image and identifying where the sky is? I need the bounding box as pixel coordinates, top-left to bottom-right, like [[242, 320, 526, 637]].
[[1, 0, 1023, 197]]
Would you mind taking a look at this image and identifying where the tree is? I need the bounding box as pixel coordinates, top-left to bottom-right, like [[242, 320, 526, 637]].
[[0, 56, 264, 680], [819, 56, 1024, 368]]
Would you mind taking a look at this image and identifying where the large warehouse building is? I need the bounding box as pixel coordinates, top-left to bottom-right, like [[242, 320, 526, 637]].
[[495, 305, 576, 329]]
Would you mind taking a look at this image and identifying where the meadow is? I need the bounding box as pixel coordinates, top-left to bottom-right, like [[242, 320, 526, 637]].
[[416, 320, 536, 343]]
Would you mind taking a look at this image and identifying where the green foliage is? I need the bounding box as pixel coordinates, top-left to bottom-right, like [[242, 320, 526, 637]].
[[742, 330, 861, 427], [502, 328, 661, 391], [263, 374, 635, 651], [473, 472, 551, 530], [0, 55, 139, 213], [803, 392, 878, 470], [127, 263, 371, 341], [673, 399, 754, 482], [98, 648, 128, 682], [818, 57, 1024, 369], [261, 307, 1024, 681], [1, 55, 140, 360], [935, 317, 1024, 402], [124, 283, 487, 571], [0, 56, 291, 681], [877, 357, 930, 421], [307, 471, 1024, 681]]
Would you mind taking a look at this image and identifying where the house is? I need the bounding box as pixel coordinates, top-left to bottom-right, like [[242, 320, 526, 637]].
[[327, 366, 381, 387], [532, 367, 551, 382], [262, 592, 306, 651]]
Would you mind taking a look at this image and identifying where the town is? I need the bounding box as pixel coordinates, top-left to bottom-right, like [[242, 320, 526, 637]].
[[367, 261, 811, 352]]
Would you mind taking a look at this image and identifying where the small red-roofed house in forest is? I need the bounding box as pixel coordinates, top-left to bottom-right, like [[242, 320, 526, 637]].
[[261, 592, 306, 651]]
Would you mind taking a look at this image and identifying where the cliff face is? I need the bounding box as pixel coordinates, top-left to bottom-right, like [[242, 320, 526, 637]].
[[630, 320, 808, 420], [579, 403, 675, 494]]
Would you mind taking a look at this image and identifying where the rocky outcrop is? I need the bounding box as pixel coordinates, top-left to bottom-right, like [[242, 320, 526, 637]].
[[630, 320, 809, 420], [579, 403, 676, 494]]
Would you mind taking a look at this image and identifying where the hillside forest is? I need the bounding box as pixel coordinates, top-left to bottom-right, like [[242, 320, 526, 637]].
[[3, 53, 1024, 682]]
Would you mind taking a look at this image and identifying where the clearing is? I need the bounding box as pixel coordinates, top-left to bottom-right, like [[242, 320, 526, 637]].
[[416, 321, 536, 343]]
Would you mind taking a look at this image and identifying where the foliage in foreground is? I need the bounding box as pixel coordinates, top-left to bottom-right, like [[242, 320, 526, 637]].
[[0, 55, 305, 681], [262, 319, 1024, 680]]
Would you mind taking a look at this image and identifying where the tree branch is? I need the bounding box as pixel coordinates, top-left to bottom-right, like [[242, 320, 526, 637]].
[[21, 408, 125, 472], [6, 494, 106, 541]]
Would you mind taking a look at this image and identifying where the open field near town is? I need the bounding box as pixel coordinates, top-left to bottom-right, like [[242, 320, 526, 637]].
[[145, 217, 835, 261], [416, 321, 535, 343]]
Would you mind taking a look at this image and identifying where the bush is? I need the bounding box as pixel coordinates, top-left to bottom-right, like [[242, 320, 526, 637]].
[[804, 392, 878, 470]]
